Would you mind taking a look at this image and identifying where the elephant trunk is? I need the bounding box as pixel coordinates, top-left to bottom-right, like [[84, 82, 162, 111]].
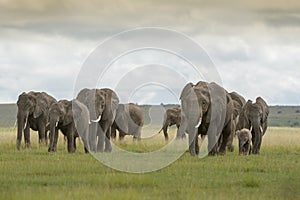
[[48, 117, 59, 152], [16, 112, 28, 150], [251, 120, 263, 154]]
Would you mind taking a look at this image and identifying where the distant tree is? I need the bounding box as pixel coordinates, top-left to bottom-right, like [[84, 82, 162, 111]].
[[295, 110, 300, 113], [277, 110, 282, 114]]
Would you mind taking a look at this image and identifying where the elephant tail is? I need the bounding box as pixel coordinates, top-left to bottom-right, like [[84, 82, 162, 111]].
[[158, 127, 163, 133]]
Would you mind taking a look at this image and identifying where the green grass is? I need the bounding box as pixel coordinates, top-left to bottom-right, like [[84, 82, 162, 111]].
[[0, 127, 299, 199]]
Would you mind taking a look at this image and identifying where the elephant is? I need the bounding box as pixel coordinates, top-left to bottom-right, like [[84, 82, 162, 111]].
[[226, 91, 246, 152], [158, 105, 181, 141], [176, 81, 234, 156], [111, 103, 144, 140], [237, 128, 252, 155], [76, 88, 119, 152], [16, 91, 56, 150], [48, 99, 90, 153], [237, 97, 269, 154]]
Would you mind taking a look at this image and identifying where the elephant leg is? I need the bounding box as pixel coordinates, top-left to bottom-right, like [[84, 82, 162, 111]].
[[73, 137, 77, 150], [111, 125, 117, 141], [162, 124, 169, 141], [24, 124, 31, 149], [89, 123, 97, 152], [104, 126, 112, 152], [219, 124, 231, 155], [119, 130, 125, 141], [45, 130, 49, 145]]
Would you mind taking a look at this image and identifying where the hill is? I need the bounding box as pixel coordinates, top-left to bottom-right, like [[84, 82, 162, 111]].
[[0, 104, 300, 128]]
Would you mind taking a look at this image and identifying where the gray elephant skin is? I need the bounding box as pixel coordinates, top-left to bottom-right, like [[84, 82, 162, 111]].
[[237, 97, 269, 154], [177, 81, 234, 156], [16, 91, 56, 150], [226, 91, 246, 152], [159, 105, 181, 141], [111, 103, 144, 140], [237, 128, 252, 155], [76, 88, 119, 152], [48, 99, 90, 153]]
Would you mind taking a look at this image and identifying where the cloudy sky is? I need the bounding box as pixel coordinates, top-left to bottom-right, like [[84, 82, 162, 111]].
[[0, 0, 299, 105]]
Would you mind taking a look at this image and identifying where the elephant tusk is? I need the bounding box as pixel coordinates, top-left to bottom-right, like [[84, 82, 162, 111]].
[[90, 115, 101, 123], [24, 117, 28, 130], [55, 121, 58, 127], [259, 126, 263, 133], [249, 126, 253, 133], [195, 118, 202, 128]]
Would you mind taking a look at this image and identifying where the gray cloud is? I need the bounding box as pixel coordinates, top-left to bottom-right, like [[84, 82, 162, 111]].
[[0, 0, 299, 104]]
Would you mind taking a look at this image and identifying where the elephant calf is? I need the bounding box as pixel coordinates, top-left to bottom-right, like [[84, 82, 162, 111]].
[[237, 128, 252, 155], [159, 106, 181, 141], [111, 103, 144, 140]]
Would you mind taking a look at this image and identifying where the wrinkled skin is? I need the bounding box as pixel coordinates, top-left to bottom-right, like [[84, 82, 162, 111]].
[[237, 97, 269, 154], [76, 88, 119, 152], [237, 128, 252, 155], [226, 91, 246, 152], [177, 81, 234, 156], [48, 99, 90, 153], [159, 106, 181, 141], [16, 91, 56, 150], [111, 103, 144, 140]]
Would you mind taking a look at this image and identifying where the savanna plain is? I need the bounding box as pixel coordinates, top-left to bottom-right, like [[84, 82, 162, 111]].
[[0, 125, 299, 200]]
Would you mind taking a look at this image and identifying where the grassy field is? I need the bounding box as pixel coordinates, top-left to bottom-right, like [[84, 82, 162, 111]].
[[0, 127, 299, 199]]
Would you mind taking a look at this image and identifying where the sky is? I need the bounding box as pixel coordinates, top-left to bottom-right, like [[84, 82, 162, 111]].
[[0, 0, 299, 105]]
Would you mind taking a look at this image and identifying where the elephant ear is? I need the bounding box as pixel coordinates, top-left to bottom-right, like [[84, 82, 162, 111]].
[[256, 97, 269, 121], [180, 82, 194, 100], [207, 82, 227, 123], [71, 100, 83, 122]]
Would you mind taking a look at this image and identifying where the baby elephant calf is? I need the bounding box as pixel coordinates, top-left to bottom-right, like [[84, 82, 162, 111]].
[[237, 128, 252, 155]]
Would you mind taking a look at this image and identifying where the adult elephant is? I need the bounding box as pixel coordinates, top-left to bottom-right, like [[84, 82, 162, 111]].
[[158, 105, 181, 141], [48, 99, 90, 153], [76, 88, 119, 152], [226, 91, 246, 152], [176, 81, 234, 156], [111, 103, 144, 140], [16, 91, 56, 150], [237, 97, 269, 154]]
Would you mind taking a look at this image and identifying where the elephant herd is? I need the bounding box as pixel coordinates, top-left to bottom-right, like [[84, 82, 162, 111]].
[[16, 88, 144, 153], [159, 81, 269, 156], [16, 81, 269, 156]]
